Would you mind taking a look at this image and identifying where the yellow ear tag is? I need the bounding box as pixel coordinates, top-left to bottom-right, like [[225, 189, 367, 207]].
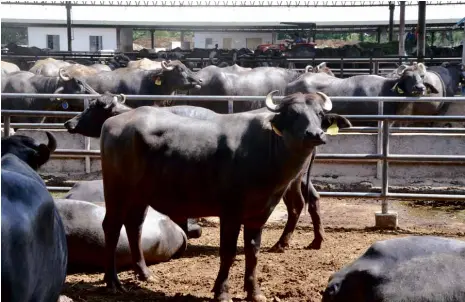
[[155, 77, 162, 86], [326, 122, 339, 135]]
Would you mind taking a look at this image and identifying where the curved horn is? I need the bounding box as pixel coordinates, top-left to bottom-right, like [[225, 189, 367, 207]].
[[317, 62, 327, 70], [316, 91, 332, 112], [58, 68, 71, 81], [161, 60, 174, 71], [265, 90, 280, 113], [305, 65, 313, 73], [45, 131, 57, 153], [118, 94, 126, 104]]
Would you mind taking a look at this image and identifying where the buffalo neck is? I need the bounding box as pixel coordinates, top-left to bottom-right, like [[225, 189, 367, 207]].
[[112, 103, 133, 116], [30, 75, 62, 93], [285, 69, 303, 82]]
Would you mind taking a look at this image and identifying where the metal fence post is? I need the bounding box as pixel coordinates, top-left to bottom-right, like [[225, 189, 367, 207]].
[[83, 98, 91, 174], [381, 120, 390, 214], [376, 99, 383, 179], [3, 114, 11, 137]]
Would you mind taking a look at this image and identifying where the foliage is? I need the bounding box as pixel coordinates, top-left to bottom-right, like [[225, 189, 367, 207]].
[[1, 27, 28, 45]]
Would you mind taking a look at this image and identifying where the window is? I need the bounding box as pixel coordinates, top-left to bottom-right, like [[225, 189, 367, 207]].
[[205, 38, 213, 48], [89, 35, 103, 52], [223, 38, 232, 49], [46, 35, 60, 51]]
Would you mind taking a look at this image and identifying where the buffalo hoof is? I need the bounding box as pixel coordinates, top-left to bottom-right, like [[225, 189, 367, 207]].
[[215, 292, 233, 302], [187, 226, 202, 239], [247, 293, 267, 302], [306, 239, 323, 250], [104, 274, 126, 293], [267, 243, 287, 253]]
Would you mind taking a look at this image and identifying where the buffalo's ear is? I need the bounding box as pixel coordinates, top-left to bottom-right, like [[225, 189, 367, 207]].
[[35, 144, 51, 168], [424, 82, 440, 94], [322, 114, 352, 130]]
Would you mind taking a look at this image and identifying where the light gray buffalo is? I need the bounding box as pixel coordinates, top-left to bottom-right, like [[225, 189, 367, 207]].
[[54, 199, 187, 271]]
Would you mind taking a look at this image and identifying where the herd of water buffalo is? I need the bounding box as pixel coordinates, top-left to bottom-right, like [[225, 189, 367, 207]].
[[1, 51, 465, 301], [1, 54, 465, 128]]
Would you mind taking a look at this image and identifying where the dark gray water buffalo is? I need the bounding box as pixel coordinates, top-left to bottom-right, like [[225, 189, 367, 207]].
[[63, 179, 202, 239], [286, 62, 439, 126], [1, 132, 68, 302], [65, 92, 349, 253], [1, 71, 87, 124], [63, 60, 202, 108], [99, 91, 351, 301], [182, 65, 304, 113], [54, 198, 187, 271], [428, 62, 465, 127], [29, 58, 72, 76], [323, 236, 465, 302], [1, 61, 20, 75]]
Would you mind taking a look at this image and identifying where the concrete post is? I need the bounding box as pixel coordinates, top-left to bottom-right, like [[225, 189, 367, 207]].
[[119, 28, 133, 52], [150, 30, 155, 49], [66, 2, 72, 51], [417, 2, 426, 62], [398, 1, 406, 56], [388, 1, 395, 42]]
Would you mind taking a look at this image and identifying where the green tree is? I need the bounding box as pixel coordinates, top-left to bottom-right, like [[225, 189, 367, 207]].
[[1, 26, 28, 45]]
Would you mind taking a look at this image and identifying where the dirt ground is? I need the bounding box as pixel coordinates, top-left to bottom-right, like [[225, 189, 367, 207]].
[[62, 197, 465, 302]]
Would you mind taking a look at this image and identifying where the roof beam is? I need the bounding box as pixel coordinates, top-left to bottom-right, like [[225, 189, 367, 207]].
[[1, 0, 464, 7]]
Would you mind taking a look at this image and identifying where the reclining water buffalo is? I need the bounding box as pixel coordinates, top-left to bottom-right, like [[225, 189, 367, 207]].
[[323, 236, 465, 302], [65, 92, 352, 252], [63, 179, 202, 239], [60, 60, 202, 108], [54, 198, 187, 272], [1, 70, 88, 124], [98, 90, 351, 301], [286, 62, 440, 126], [1, 132, 68, 302]]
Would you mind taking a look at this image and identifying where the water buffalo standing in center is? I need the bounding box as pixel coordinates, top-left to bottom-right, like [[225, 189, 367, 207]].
[[323, 236, 465, 302], [65, 92, 349, 253], [98, 90, 351, 301], [1, 132, 68, 302], [286, 62, 440, 126]]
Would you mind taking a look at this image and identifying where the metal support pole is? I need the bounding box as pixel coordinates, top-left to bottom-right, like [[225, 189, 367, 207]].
[[150, 30, 155, 49], [430, 31, 435, 46], [83, 98, 91, 174], [417, 1, 426, 62], [376, 100, 383, 179], [66, 2, 72, 51], [3, 115, 11, 138], [398, 1, 406, 56], [381, 120, 390, 214], [388, 1, 395, 42], [376, 27, 381, 43]]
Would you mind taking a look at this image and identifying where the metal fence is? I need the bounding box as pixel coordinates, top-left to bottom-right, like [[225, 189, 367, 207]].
[[2, 93, 465, 216], [2, 54, 463, 77]]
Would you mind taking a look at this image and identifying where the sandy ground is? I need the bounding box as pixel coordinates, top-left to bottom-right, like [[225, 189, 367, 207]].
[[61, 197, 465, 302]]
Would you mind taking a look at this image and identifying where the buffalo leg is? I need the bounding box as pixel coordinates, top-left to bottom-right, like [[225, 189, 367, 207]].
[[212, 218, 241, 302], [244, 227, 266, 302], [268, 181, 304, 253], [102, 206, 125, 291], [305, 180, 324, 250], [173, 218, 203, 239], [125, 204, 152, 281]]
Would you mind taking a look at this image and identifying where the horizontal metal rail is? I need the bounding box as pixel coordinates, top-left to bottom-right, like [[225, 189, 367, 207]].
[[3, 93, 465, 103], [5, 123, 464, 134], [3, 98, 464, 210]]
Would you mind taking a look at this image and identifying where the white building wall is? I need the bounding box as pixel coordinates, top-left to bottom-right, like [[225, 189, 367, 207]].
[[27, 27, 117, 51], [193, 32, 273, 49]]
